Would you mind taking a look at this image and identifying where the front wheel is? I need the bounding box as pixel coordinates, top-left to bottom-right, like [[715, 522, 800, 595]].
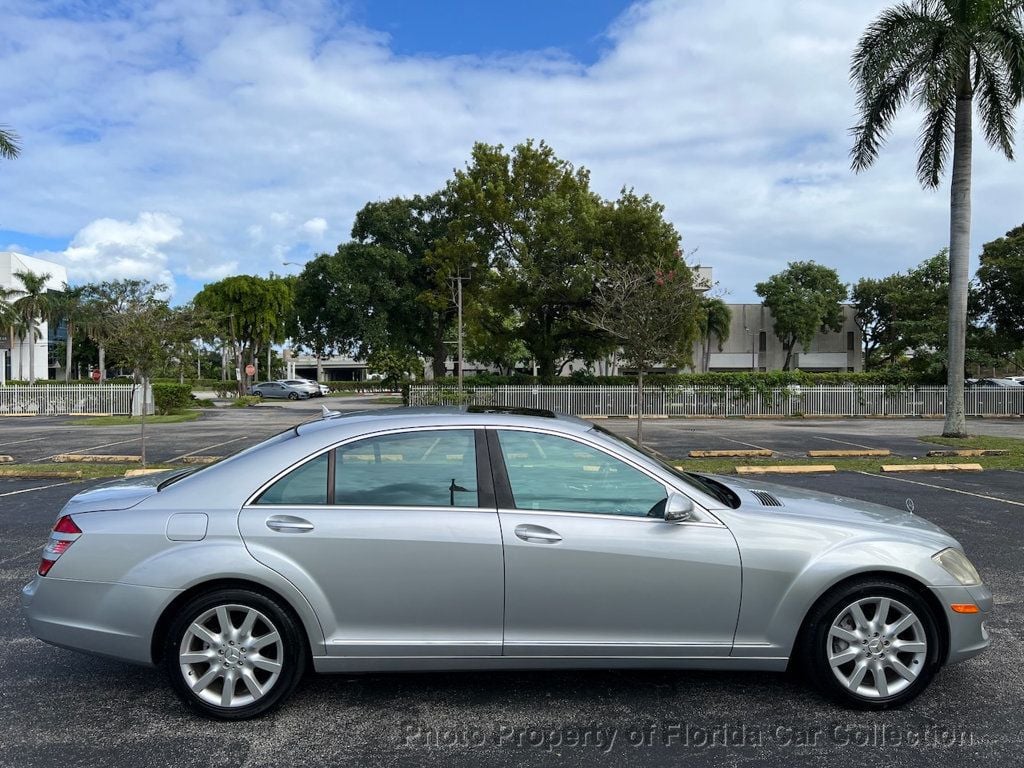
[[164, 589, 307, 719], [799, 579, 941, 709], [288, 392, 299, 400]]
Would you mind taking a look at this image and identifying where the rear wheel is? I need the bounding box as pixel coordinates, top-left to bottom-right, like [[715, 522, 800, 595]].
[[288, 392, 299, 400], [164, 589, 306, 719], [800, 579, 941, 709]]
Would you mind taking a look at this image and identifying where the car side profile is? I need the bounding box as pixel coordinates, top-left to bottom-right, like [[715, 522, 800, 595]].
[[21, 407, 991, 719], [249, 381, 310, 400], [276, 379, 323, 397]]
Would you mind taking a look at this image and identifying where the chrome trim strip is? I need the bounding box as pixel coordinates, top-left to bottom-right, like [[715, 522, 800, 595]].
[[497, 507, 725, 528]]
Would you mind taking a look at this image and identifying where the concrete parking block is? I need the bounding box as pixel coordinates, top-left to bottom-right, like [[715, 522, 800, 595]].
[[807, 449, 891, 458], [689, 449, 773, 458], [0, 455, 12, 463], [881, 463, 984, 472], [180, 455, 223, 464], [124, 468, 169, 477], [0, 467, 83, 478], [736, 464, 837, 474], [53, 453, 142, 463]]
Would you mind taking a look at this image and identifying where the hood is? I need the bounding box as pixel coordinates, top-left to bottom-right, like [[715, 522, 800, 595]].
[[715, 475, 955, 543], [59, 470, 180, 515]]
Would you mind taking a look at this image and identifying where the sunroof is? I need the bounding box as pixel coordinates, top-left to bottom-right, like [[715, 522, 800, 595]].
[[465, 405, 557, 418]]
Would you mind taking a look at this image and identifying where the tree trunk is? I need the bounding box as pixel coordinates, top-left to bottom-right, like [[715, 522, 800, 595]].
[[65, 323, 73, 383], [27, 322, 36, 383], [98, 345, 106, 382], [943, 72, 973, 438], [636, 368, 644, 446], [783, 342, 794, 371]]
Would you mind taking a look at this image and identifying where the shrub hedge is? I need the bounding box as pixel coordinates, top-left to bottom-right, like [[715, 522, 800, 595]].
[[152, 382, 194, 414]]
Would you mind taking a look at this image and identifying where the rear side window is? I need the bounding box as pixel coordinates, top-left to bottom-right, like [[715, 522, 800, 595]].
[[335, 430, 478, 507], [256, 453, 329, 505]]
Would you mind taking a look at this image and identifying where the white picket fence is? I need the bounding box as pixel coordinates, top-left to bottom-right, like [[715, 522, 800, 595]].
[[407, 385, 1024, 418], [0, 384, 148, 416]]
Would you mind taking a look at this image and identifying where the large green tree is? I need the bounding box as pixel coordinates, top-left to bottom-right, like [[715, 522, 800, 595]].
[[193, 275, 293, 394], [850, 0, 1024, 436], [976, 223, 1024, 368], [697, 296, 732, 372], [49, 284, 88, 382], [755, 262, 847, 371]]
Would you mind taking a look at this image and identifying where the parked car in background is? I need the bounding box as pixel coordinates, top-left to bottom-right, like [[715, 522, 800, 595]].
[[21, 407, 991, 719], [318, 383, 331, 396], [277, 379, 322, 398], [969, 378, 1023, 388], [250, 381, 310, 400]]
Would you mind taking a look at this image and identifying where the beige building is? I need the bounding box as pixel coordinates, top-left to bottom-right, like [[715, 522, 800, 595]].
[[702, 303, 863, 373]]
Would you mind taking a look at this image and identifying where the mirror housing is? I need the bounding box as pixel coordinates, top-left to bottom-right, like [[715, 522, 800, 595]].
[[664, 493, 694, 523]]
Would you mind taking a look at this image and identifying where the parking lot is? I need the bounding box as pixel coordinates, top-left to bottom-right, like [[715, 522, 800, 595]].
[[1, 409, 1022, 767]]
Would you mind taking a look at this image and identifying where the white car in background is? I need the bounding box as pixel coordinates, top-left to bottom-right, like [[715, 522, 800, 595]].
[[276, 379, 322, 398]]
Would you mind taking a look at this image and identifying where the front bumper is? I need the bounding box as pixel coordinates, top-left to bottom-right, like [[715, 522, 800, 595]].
[[21, 575, 178, 666], [929, 583, 993, 665]]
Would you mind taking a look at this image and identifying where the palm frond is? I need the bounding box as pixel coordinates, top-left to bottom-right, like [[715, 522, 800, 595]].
[[0, 125, 20, 160], [982, 18, 1024, 101], [973, 43, 1018, 158], [916, 78, 958, 186]]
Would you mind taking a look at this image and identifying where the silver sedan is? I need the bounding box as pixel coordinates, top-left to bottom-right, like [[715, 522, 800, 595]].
[[21, 407, 991, 719]]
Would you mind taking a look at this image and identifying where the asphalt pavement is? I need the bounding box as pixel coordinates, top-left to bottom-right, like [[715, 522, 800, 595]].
[[0, 414, 1021, 767]]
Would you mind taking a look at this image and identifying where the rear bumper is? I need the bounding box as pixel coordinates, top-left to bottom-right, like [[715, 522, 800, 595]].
[[21, 575, 178, 666], [929, 583, 993, 665]]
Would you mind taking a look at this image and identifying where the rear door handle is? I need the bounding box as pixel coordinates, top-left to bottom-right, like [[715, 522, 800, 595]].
[[266, 515, 314, 533], [514, 524, 562, 544]]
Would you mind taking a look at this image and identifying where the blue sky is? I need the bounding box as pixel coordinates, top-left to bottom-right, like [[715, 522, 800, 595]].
[[1, 0, 1022, 302]]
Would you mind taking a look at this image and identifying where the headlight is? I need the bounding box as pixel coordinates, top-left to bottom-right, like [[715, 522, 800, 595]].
[[932, 548, 982, 586]]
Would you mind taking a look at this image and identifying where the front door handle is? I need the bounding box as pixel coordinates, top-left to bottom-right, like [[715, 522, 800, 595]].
[[266, 515, 314, 533], [514, 524, 562, 544]]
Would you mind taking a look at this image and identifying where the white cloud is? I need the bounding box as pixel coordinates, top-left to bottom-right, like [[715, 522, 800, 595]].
[[301, 217, 328, 238], [57, 212, 181, 288], [1, 0, 1021, 301]]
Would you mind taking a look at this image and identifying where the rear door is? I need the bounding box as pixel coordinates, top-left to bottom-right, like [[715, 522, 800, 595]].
[[490, 428, 741, 658], [238, 427, 504, 658]]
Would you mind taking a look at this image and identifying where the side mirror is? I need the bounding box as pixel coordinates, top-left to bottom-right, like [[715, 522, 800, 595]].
[[664, 493, 694, 523]]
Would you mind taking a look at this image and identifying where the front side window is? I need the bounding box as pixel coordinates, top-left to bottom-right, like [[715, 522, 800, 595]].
[[497, 430, 666, 517], [334, 430, 479, 507], [256, 452, 329, 505]]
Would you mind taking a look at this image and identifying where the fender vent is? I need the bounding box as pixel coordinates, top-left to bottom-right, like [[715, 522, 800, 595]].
[[751, 490, 783, 507]]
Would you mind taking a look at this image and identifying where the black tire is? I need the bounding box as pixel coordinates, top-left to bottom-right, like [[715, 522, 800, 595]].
[[164, 588, 307, 720], [798, 579, 942, 710], [288, 392, 299, 400], [253, 391, 263, 398]]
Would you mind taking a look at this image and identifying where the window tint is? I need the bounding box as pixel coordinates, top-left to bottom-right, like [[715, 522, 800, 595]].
[[257, 453, 328, 505], [334, 430, 478, 507], [497, 431, 666, 517]]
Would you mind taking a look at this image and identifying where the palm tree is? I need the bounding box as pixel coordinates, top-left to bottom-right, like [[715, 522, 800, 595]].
[[698, 297, 732, 372], [50, 284, 87, 382], [0, 125, 19, 160], [850, 0, 1024, 437], [0, 287, 19, 382], [13, 270, 53, 384]]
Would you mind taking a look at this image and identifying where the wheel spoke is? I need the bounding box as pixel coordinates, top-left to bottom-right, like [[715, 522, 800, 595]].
[[829, 647, 859, 667], [849, 603, 870, 631], [251, 655, 282, 674], [251, 631, 280, 651], [873, 667, 890, 697], [241, 668, 264, 698], [893, 640, 927, 654], [875, 598, 891, 625], [239, 608, 258, 640], [888, 613, 917, 636], [216, 606, 234, 636], [846, 660, 868, 691], [221, 672, 237, 707], [889, 658, 917, 681], [191, 667, 220, 693], [829, 626, 860, 644], [188, 623, 220, 647], [180, 651, 214, 664]]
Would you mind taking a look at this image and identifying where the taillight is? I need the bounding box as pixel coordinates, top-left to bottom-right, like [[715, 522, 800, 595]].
[[38, 515, 82, 576]]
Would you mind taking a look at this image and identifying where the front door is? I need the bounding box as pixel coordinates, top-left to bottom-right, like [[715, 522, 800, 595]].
[[490, 428, 741, 658], [239, 428, 504, 658]]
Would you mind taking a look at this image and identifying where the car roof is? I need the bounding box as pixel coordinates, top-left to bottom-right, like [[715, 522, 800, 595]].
[[294, 406, 593, 438]]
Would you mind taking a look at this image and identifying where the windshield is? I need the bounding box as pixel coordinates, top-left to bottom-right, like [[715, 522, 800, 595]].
[[590, 425, 740, 509]]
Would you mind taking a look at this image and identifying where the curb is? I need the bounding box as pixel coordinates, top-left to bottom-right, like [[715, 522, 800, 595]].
[[881, 463, 984, 473], [53, 454, 142, 463], [807, 449, 891, 458], [736, 465, 837, 475], [925, 449, 1009, 457], [0, 468, 83, 479], [124, 468, 170, 478], [181, 455, 222, 464], [0, 455, 12, 463], [690, 449, 773, 458]]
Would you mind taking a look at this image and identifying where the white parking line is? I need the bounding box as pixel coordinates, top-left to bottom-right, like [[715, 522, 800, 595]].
[[718, 435, 773, 451], [168, 436, 249, 463], [0, 436, 49, 448], [814, 435, 881, 450], [0, 481, 73, 498], [863, 471, 1024, 508], [39, 437, 141, 461]]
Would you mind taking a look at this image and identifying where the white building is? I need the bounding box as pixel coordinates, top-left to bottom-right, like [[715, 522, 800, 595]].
[[1, 252, 68, 382]]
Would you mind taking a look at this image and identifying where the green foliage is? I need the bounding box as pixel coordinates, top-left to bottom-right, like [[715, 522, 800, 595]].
[[151, 382, 194, 414], [977, 224, 1024, 348], [424, 370, 940, 388], [231, 395, 260, 408], [0, 124, 19, 160], [697, 296, 732, 372], [755, 261, 847, 370], [367, 346, 422, 387]]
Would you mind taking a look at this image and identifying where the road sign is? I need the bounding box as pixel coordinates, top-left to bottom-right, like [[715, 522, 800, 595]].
[[245, 364, 256, 376], [91, 369, 101, 382]]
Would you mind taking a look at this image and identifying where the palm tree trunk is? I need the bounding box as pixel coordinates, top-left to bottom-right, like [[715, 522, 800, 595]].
[[943, 71, 973, 438], [27, 323, 36, 383], [65, 323, 73, 383]]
